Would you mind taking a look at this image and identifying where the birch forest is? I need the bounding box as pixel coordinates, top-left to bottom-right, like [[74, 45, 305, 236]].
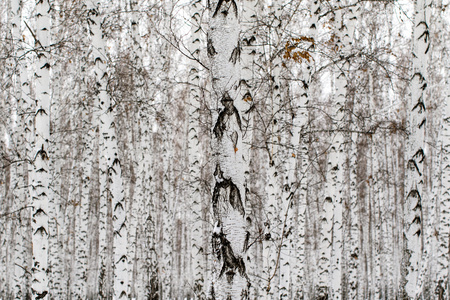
[[1, 0, 449, 299]]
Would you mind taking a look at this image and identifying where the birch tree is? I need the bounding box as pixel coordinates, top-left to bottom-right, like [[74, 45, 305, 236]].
[[188, 0, 207, 298], [239, 0, 259, 297], [10, 0, 32, 297], [87, 0, 128, 297], [263, 2, 282, 297], [403, 0, 430, 295], [317, 2, 349, 298], [30, 0, 51, 298], [208, 0, 251, 297], [436, 6, 449, 295]]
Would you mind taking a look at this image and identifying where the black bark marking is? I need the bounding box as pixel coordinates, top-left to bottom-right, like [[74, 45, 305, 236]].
[[33, 208, 47, 218], [210, 284, 216, 300], [407, 159, 422, 176], [114, 202, 124, 212], [212, 165, 245, 216], [36, 145, 48, 160], [35, 291, 48, 299], [243, 231, 250, 252], [412, 215, 421, 224], [230, 42, 241, 64], [243, 35, 256, 46], [212, 0, 238, 18], [118, 255, 127, 263], [213, 93, 242, 139], [418, 118, 426, 129], [238, 79, 250, 89], [94, 57, 103, 64], [40, 63, 50, 69], [413, 200, 422, 211], [425, 43, 430, 54], [207, 36, 217, 57], [407, 189, 421, 201], [113, 157, 121, 166], [418, 28, 430, 43], [212, 229, 247, 284], [412, 95, 426, 113], [412, 72, 425, 82], [413, 148, 425, 163], [36, 108, 48, 116], [34, 226, 48, 236]]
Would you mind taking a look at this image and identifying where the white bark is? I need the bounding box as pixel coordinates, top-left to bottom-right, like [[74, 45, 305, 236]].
[[325, 4, 349, 298], [47, 15, 66, 296], [128, 0, 145, 298], [239, 0, 258, 296], [72, 37, 92, 299], [437, 33, 450, 299], [87, 1, 128, 298], [263, 4, 284, 297], [208, 0, 251, 297], [346, 5, 360, 297], [31, 0, 51, 298], [404, 0, 430, 295], [318, 194, 333, 298], [10, 0, 29, 297], [188, 1, 206, 298], [348, 131, 360, 300], [161, 109, 174, 300], [87, 3, 109, 297]]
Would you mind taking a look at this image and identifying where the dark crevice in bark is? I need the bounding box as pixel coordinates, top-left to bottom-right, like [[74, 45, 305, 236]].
[[212, 0, 238, 18], [212, 228, 247, 284], [213, 165, 245, 216], [213, 93, 242, 140]]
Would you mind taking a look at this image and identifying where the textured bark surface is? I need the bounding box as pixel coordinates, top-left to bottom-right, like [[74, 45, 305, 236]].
[[0, 0, 449, 298], [189, 0, 206, 298], [437, 52, 450, 300], [208, 0, 251, 298], [31, 0, 51, 298], [403, 0, 430, 296], [87, 0, 128, 298]]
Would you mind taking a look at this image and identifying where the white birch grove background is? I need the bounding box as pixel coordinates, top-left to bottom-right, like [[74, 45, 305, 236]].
[[0, 0, 449, 299]]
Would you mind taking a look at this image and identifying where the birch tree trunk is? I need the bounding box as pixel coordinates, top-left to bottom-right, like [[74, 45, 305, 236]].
[[31, 0, 51, 298], [320, 3, 349, 298], [345, 5, 361, 299], [10, 0, 31, 297], [208, 0, 251, 297], [239, 0, 258, 296], [437, 29, 450, 299], [188, 0, 206, 298], [263, 4, 283, 296], [128, 0, 147, 298], [87, 1, 128, 298], [403, 0, 430, 295], [74, 59, 92, 299]]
